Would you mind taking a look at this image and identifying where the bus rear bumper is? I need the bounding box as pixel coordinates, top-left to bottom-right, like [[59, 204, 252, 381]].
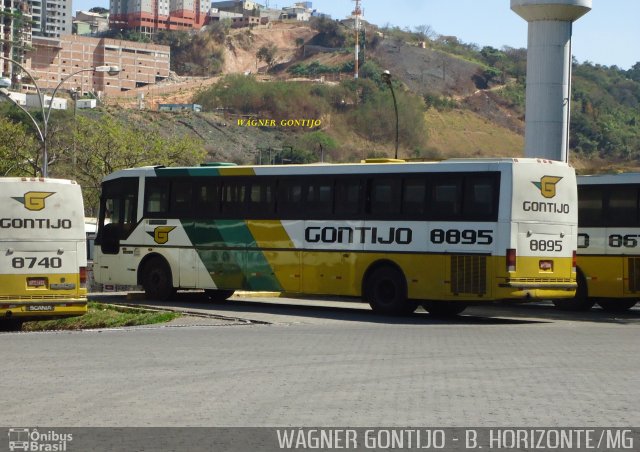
[[496, 279, 577, 299], [0, 299, 88, 319]]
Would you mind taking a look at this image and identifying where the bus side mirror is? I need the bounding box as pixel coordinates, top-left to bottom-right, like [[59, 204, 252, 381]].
[[100, 223, 121, 255]]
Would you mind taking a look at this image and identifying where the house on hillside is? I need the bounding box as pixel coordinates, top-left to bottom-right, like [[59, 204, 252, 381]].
[[209, 8, 243, 21], [281, 5, 310, 21], [74, 10, 109, 36], [211, 0, 260, 13], [158, 103, 202, 112]]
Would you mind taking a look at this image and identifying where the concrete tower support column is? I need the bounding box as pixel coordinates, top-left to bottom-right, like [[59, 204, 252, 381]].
[[511, 0, 591, 162]]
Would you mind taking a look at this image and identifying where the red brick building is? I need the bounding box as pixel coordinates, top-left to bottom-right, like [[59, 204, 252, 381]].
[[28, 35, 170, 95], [110, 0, 210, 36]]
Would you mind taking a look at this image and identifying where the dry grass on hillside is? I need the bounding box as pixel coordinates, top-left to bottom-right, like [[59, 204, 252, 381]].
[[424, 109, 524, 158]]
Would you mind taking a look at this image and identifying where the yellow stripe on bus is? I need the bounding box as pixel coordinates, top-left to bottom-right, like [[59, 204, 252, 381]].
[[218, 167, 256, 176], [246, 220, 295, 249]]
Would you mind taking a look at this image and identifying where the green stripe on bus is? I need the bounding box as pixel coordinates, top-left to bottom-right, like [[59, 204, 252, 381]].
[[181, 220, 282, 292], [155, 167, 222, 177]]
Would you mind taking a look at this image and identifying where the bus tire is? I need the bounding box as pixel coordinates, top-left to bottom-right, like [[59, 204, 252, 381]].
[[205, 289, 235, 303], [596, 299, 638, 312], [552, 269, 595, 311], [422, 301, 467, 317], [1, 319, 23, 332], [142, 257, 175, 301], [364, 266, 415, 315]]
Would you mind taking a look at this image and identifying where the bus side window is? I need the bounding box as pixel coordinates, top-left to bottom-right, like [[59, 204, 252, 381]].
[[606, 184, 638, 227], [430, 176, 462, 220], [195, 182, 219, 218], [277, 178, 304, 218], [220, 179, 247, 217], [305, 180, 333, 217], [578, 185, 604, 227], [335, 178, 362, 218], [463, 174, 499, 221], [368, 177, 401, 218], [402, 177, 427, 218], [171, 180, 193, 217], [97, 177, 139, 250], [247, 179, 275, 218], [145, 179, 170, 217]]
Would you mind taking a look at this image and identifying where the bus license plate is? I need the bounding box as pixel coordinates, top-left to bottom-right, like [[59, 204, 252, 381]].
[[27, 278, 47, 287], [539, 260, 553, 271], [26, 305, 54, 312]]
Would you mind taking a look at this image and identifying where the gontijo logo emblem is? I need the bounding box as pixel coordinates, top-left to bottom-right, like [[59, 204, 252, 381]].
[[12, 192, 54, 211], [147, 226, 176, 244], [532, 176, 563, 199]]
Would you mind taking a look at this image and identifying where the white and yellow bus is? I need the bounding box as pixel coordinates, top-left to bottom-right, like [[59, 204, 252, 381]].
[[567, 173, 640, 312], [93, 158, 577, 315], [0, 177, 88, 330]]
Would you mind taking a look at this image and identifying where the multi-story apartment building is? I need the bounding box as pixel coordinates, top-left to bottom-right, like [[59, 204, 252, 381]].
[[110, 0, 210, 36], [30, 0, 72, 38], [1, 0, 32, 81], [28, 35, 170, 95]]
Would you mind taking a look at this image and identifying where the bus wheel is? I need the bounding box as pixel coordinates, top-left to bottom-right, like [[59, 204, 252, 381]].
[[205, 289, 235, 303], [597, 299, 638, 312], [1, 319, 23, 332], [552, 270, 595, 311], [365, 266, 415, 315], [142, 257, 175, 301], [422, 301, 467, 317]]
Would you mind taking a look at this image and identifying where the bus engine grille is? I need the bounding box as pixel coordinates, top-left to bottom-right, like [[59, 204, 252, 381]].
[[451, 255, 487, 295], [628, 257, 640, 292]]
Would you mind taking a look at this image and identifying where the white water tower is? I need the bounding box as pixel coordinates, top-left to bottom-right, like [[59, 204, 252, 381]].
[[511, 0, 591, 162]]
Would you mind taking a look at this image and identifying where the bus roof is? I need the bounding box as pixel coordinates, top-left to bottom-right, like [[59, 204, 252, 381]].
[[578, 172, 640, 185], [102, 158, 570, 182], [0, 177, 79, 185]]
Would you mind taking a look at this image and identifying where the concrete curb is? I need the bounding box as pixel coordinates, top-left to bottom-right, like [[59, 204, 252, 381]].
[[122, 290, 282, 301]]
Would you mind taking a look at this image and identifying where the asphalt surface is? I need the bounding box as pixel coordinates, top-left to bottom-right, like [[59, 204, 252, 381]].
[[2, 294, 639, 429]]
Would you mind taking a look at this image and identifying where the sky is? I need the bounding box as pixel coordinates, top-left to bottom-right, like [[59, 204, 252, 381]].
[[72, 0, 640, 70]]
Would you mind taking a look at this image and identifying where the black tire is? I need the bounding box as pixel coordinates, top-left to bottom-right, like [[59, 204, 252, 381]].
[[142, 257, 175, 301], [422, 301, 467, 317], [1, 319, 23, 332], [364, 265, 415, 315], [553, 269, 595, 311], [205, 289, 235, 303], [597, 299, 638, 312]]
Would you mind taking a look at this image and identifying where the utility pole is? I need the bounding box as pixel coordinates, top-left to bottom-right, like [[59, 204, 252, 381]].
[[352, 0, 362, 79]]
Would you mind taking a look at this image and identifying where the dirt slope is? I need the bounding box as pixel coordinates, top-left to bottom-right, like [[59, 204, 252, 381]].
[[223, 23, 317, 74]]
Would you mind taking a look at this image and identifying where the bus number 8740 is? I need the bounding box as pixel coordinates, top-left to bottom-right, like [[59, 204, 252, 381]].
[[11, 257, 62, 269]]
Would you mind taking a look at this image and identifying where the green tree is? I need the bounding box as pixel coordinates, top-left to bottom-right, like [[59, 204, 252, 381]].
[[0, 116, 39, 176], [289, 131, 338, 162], [59, 115, 205, 214], [257, 44, 278, 69]]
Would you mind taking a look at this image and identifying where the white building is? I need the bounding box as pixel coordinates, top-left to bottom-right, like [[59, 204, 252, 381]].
[[26, 93, 67, 110], [30, 0, 72, 38]]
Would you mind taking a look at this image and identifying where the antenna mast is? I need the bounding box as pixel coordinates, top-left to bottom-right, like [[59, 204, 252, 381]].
[[352, 0, 362, 79]]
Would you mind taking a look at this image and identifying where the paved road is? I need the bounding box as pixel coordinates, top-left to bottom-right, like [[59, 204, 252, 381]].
[[1, 295, 639, 428]]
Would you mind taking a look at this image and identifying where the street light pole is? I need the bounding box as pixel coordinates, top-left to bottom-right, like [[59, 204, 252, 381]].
[[0, 56, 120, 177], [382, 70, 399, 159]]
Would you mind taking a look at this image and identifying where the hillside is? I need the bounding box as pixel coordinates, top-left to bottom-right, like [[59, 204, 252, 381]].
[[102, 20, 639, 170], [223, 23, 316, 73], [103, 23, 523, 163]]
